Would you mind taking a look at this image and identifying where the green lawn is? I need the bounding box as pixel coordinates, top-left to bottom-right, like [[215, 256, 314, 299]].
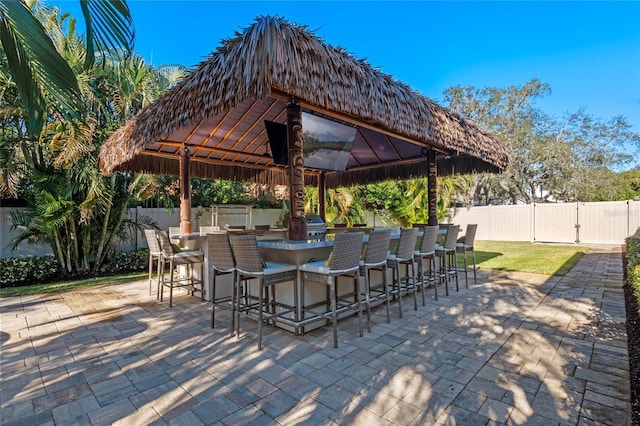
[[1, 241, 587, 298], [0, 272, 147, 298], [472, 240, 586, 276]]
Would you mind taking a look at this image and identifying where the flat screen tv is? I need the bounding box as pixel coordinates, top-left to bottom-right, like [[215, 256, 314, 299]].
[[263, 113, 357, 171], [301, 112, 357, 172]]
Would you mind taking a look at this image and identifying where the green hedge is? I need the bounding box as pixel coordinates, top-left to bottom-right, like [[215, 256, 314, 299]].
[[101, 249, 149, 274], [0, 249, 149, 288], [627, 232, 640, 315], [0, 256, 61, 287]]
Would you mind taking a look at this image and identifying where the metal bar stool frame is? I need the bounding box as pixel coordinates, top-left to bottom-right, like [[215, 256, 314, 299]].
[[387, 227, 419, 318], [229, 234, 297, 350], [435, 225, 460, 295], [144, 229, 163, 297], [360, 228, 392, 332], [206, 234, 237, 334], [300, 231, 365, 348], [456, 224, 478, 288], [156, 231, 205, 307], [414, 225, 440, 302]]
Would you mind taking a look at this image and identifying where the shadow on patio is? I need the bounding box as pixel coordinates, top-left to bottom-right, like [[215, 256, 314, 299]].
[[0, 248, 630, 425]]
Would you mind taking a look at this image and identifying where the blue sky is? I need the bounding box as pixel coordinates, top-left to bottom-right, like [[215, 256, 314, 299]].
[[54, 1, 640, 160]]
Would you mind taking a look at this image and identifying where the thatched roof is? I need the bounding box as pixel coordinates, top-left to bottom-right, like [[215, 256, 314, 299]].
[[99, 15, 509, 188]]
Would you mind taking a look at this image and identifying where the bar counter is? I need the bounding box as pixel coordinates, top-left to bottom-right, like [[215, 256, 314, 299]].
[[174, 229, 403, 334], [258, 239, 333, 264], [257, 239, 335, 333]]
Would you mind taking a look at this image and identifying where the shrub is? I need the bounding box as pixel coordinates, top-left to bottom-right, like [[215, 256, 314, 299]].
[[627, 232, 640, 315], [102, 249, 149, 274], [0, 249, 148, 288], [0, 256, 61, 287]]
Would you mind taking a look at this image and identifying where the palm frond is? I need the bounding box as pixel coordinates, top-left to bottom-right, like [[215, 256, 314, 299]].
[[0, 137, 23, 197], [9, 209, 49, 248], [155, 64, 188, 88], [80, 0, 134, 69], [45, 119, 94, 168], [0, 0, 84, 134]]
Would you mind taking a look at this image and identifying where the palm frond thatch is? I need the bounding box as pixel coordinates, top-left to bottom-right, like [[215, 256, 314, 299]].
[[99, 15, 509, 187]]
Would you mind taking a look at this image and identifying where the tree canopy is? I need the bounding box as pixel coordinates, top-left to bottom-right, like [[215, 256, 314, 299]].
[[1, 2, 171, 275], [444, 78, 640, 204], [0, 0, 134, 135]]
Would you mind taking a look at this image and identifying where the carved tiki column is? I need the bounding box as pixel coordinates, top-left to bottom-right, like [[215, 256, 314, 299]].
[[427, 149, 438, 226], [180, 145, 192, 235], [287, 103, 307, 240]]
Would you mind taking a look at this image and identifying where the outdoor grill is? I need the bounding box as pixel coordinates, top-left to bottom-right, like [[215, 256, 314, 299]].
[[305, 215, 326, 241]]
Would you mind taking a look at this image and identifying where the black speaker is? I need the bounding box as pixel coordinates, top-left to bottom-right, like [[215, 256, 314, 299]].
[[264, 120, 288, 165]]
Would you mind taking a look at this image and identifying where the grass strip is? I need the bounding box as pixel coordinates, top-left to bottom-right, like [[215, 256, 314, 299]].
[[472, 241, 586, 276], [0, 272, 147, 298]]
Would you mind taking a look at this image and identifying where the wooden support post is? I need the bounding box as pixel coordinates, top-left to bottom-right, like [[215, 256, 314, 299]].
[[427, 149, 438, 226], [180, 145, 192, 235], [287, 102, 307, 240]]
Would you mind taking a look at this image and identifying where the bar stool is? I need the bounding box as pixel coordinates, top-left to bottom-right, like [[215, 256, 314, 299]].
[[207, 234, 236, 333], [143, 229, 162, 296], [156, 231, 205, 307], [435, 225, 460, 295], [229, 234, 297, 350], [414, 225, 440, 301], [299, 231, 364, 348], [387, 227, 419, 318], [360, 228, 392, 332], [456, 224, 478, 287]]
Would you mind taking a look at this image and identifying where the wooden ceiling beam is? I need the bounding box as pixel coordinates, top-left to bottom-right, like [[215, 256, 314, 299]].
[[193, 108, 234, 151], [220, 98, 262, 161], [154, 140, 273, 160], [342, 157, 424, 172], [142, 147, 425, 176], [236, 98, 282, 161], [383, 133, 403, 160], [142, 150, 285, 171]]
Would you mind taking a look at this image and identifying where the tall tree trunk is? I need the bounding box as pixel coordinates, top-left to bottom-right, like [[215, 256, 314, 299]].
[[82, 225, 91, 272], [51, 230, 68, 273], [63, 222, 72, 274], [94, 199, 129, 273], [93, 174, 116, 273], [68, 214, 81, 273]]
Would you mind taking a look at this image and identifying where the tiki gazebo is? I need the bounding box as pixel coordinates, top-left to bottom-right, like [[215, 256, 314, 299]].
[[99, 15, 508, 239]]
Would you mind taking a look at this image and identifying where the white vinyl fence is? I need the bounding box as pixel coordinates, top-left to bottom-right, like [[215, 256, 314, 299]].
[[2, 201, 639, 259], [449, 200, 640, 245], [0, 207, 281, 259], [1, 207, 52, 258]]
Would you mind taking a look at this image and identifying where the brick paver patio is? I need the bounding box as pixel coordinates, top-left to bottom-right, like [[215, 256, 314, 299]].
[[0, 246, 631, 425]]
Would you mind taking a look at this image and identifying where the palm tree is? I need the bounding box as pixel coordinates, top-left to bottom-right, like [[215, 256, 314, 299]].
[[4, 5, 185, 275], [362, 176, 475, 225], [0, 0, 133, 136], [305, 186, 366, 226]]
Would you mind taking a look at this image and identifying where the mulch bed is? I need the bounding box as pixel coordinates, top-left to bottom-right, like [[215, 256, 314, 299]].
[[623, 249, 640, 425]]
